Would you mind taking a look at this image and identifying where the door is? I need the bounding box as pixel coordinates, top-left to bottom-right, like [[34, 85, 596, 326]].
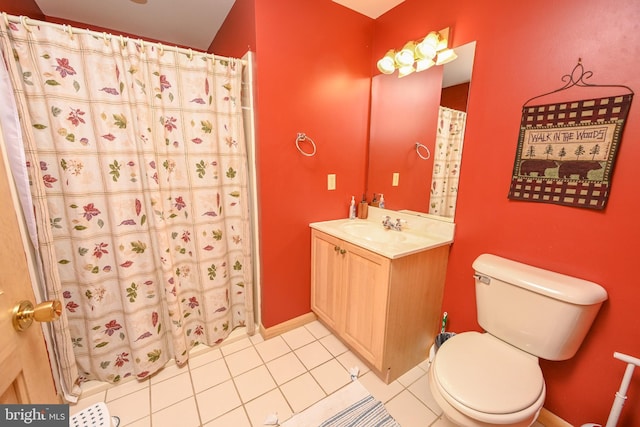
[[310, 230, 343, 330], [340, 242, 390, 370], [0, 134, 58, 404]]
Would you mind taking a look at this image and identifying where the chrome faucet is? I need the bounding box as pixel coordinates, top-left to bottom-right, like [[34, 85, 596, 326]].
[[382, 216, 405, 231]]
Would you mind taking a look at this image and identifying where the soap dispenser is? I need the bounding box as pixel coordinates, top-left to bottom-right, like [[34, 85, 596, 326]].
[[379, 194, 385, 209], [349, 196, 356, 219], [357, 194, 369, 219]]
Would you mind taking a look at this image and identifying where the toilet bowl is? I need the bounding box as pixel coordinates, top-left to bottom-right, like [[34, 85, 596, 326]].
[[428, 332, 545, 427], [428, 254, 607, 427]]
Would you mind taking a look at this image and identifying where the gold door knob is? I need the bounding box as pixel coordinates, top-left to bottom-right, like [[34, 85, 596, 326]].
[[12, 300, 62, 332]]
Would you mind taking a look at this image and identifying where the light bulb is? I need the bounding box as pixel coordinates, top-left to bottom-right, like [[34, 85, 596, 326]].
[[394, 41, 416, 67], [376, 49, 396, 74], [436, 48, 457, 65]]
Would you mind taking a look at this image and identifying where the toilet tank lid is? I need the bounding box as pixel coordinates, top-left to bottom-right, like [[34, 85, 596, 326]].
[[473, 254, 608, 305]]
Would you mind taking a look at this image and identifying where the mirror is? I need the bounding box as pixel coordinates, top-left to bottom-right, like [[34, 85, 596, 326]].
[[366, 41, 476, 219]]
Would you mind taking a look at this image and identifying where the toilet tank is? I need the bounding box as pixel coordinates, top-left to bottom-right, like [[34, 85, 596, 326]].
[[473, 254, 607, 361]]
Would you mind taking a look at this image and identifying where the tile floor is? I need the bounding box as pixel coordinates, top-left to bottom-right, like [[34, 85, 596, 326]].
[[70, 321, 545, 427]]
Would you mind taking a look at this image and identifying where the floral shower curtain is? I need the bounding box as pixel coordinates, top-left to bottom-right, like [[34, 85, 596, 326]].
[[0, 19, 254, 396], [429, 106, 467, 218]]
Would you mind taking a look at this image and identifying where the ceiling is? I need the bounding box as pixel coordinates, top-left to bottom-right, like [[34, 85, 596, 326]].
[[33, 0, 406, 51], [332, 0, 406, 19]]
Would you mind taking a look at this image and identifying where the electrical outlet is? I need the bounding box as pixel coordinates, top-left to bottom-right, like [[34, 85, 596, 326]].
[[327, 174, 336, 190], [392, 172, 400, 186]]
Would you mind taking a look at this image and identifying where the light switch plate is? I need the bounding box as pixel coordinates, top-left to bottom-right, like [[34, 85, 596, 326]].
[[392, 172, 400, 186], [328, 174, 336, 190]]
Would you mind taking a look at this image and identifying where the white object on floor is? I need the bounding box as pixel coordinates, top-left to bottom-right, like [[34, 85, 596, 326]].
[[263, 412, 278, 425], [70, 402, 119, 427], [281, 380, 370, 426], [349, 366, 360, 380]]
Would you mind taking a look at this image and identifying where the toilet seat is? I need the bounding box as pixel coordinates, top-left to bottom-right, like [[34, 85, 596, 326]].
[[433, 332, 545, 418]]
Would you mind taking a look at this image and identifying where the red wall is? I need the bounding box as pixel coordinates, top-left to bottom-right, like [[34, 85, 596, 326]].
[[441, 82, 470, 112], [0, 0, 44, 19], [248, 1, 374, 327], [373, 0, 640, 425]]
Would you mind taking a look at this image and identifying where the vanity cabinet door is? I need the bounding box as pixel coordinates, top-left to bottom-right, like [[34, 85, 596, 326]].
[[311, 228, 449, 383], [311, 230, 343, 330], [340, 241, 390, 370]]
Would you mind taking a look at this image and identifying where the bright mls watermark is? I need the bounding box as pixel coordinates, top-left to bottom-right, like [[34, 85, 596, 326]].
[[0, 405, 68, 426]]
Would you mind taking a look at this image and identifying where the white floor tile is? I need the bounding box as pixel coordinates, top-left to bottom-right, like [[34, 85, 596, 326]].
[[358, 371, 403, 404], [190, 358, 231, 393], [408, 372, 441, 415], [310, 359, 351, 394], [149, 361, 188, 385], [105, 378, 149, 402], [265, 352, 307, 385], [105, 388, 150, 426], [220, 337, 252, 356], [294, 340, 333, 370], [188, 348, 223, 369], [254, 335, 291, 362], [151, 397, 200, 427], [78, 380, 110, 397], [123, 416, 151, 427], [196, 379, 242, 424], [281, 325, 316, 349], [203, 406, 251, 427], [150, 372, 193, 412], [280, 372, 326, 413], [249, 331, 265, 345], [396, 364, 426, 388], [319, 333, 348, 357], [224, 345, 263, 376], [385, 390, 439, 427], [431, 414, 460, 427], [233, 365, 277, 403], [243, 388, 293, 427], [305, 320, 331, 339], [336, 350, 371, 377]]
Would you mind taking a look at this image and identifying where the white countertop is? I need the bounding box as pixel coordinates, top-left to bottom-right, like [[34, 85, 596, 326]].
[[310, 207, 455, 259]]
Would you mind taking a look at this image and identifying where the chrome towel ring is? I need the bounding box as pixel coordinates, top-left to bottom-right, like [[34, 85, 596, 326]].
[[415, 142, 431, 160], [296, 132, 316, 157]]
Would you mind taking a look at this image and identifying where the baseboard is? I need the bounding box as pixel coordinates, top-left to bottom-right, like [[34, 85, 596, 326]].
[[538, 408, 574, 427], [259, 312, 317, 339]]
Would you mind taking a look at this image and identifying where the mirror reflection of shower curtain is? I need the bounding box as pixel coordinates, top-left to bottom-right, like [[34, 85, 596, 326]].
[[0, 18, 254, 400], [429, 107, 467, 218]]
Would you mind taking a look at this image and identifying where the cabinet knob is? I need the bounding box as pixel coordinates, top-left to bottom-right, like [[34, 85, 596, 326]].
[[334, 245, 340, 252], [339, 249, 346, 255]]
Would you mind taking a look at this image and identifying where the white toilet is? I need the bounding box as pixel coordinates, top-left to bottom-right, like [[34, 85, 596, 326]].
[[429, 254, 608, 427]]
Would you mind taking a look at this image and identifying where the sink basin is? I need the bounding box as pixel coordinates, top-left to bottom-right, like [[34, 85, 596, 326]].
[[311, 210, 455, 259], [340, 222, 406, 243]]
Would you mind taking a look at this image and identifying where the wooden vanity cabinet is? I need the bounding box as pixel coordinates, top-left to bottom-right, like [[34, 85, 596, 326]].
[[311, 229, 449, 383]]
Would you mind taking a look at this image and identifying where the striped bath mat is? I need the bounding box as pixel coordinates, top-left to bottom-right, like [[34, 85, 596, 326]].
[[281, 380, 400, 427], [318, 394, 400, 427]]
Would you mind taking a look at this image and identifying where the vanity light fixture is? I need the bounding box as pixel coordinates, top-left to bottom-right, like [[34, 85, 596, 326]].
[[435, 47, 457, 65], [394, 41, 417, 67], [377, 29, 458, 77], [398, 64, 415, 78], [377, 49, 397, 74]]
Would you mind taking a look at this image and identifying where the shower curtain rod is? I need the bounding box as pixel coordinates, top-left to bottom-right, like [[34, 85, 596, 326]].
[[2, 12, 246, 66]]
